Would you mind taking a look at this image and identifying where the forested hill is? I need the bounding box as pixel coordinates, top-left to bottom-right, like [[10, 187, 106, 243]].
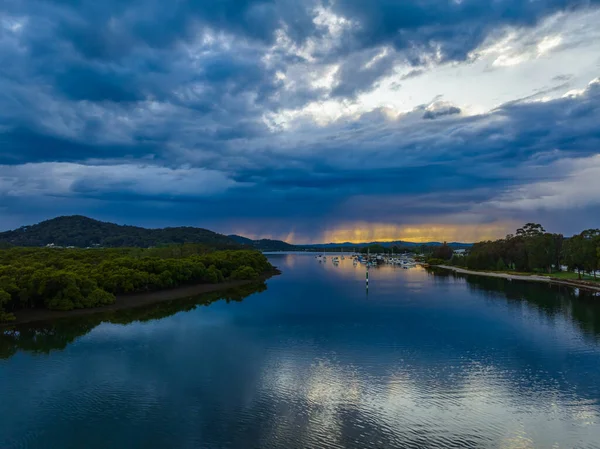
[[0, 216, 241, 249], [228, 235, 298, 251]]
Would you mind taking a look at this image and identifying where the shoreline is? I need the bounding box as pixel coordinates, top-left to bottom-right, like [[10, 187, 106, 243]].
[[436, 265, 600, 293], [2, 270, 281, 327]]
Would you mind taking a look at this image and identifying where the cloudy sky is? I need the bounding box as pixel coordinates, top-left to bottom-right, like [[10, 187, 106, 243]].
[[1, 0, 599, 243]]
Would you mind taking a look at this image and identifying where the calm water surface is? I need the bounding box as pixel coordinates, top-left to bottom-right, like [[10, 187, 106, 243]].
[[1, 254, 600, 448]]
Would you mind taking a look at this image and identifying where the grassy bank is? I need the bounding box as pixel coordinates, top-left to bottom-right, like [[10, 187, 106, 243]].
[[435, 265, 600, 292], [538, 271, 599, 282]]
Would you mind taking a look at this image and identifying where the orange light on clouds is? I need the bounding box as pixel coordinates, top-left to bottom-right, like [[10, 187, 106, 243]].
[[320, 222, 514, 244], [233, 221, 516, 244]]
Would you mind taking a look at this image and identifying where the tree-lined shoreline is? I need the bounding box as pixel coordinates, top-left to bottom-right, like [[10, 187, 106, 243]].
[[427, 223, 600, 289], [0, 245, 276, 322], [1, 275, 277, 327]]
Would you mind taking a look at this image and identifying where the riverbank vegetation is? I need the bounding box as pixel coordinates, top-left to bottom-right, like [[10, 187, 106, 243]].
[[431, 224, 600, 281], [0, 245, 274, 322]]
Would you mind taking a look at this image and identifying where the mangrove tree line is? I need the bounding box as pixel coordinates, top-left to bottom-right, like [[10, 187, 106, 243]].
[[0, 245, 274, 321]]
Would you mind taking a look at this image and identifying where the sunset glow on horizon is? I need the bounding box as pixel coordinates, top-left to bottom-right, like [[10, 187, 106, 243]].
[[1, 0, 599, 241], [233, 222, 516, 245]]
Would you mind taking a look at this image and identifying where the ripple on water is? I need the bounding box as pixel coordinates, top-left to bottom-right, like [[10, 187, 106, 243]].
[[2, 255, 600, 448]]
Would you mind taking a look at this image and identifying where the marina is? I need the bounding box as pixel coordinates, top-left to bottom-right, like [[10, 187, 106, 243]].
[[315, 250, 420, 269]]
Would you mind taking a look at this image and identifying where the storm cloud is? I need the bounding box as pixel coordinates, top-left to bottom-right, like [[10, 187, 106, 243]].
[[1, 0, 599, 241]]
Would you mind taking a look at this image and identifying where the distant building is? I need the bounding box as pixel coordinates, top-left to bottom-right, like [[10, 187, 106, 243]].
[[453, 249, 467, 256]]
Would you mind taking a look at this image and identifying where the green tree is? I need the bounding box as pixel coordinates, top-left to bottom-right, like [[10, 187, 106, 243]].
[[0, 289, 15, 322], [449, 255, 465, 267], [563, 235, 586, 279], [433, 243, 454, 261], [526, 233, 556, 273], [360, 244, 387, 254], [87, 289, 116, 307], [504, 235, 528, 271], [204, 265, 224, 284], [552, 234, 564, 272], [581, 230, 600, 278], [496, 258, 507, 271], [516, 223, 546, 237], [230, 266, 259, 280], [0, 246, 272, 316]]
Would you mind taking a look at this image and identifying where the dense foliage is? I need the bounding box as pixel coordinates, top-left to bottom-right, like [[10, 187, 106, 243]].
[[359, 244, 388, 254], [432, 244, 454, 261], [442, 224, 600, 278], [0, 215, 241, 249], [0, 245, 273, 321]]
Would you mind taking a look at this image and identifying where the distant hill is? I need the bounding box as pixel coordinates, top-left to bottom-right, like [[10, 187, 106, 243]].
[[229, 235, 472, 251], [0, 216, 241, 249], [0, 217, 474, 251], [228, 235, 298, 251], [308, 241, 472, 249]]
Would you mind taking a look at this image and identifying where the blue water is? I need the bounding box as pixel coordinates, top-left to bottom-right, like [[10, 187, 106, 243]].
[[1, 254, 600, 448]]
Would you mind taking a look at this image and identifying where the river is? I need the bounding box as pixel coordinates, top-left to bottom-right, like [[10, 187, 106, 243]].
[[1, 253, 600, 448]]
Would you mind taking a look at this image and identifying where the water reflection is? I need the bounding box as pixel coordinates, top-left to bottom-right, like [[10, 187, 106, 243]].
[[428, 267, 600, 340], [0, 281, 267, 359], [311, 257, 600, 339], [256, 354, 598, 448], [1, 255, 600, 449]]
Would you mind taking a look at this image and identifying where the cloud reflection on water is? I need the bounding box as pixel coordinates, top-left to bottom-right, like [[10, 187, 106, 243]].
[[1, 255, 600, 448]]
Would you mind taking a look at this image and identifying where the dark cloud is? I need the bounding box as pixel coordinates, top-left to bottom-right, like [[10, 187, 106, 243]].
[[401, 69, 425, 80], [1, 0, 600, 239], [4, 0, 595, 108], [331, 48, 398, 98], [423, 105, 462, 120], [0, 127, 161, 164], [8, 0, 317, 61], [320, 0, 600, 95], [211, 81, 600, 233], [6, 79, 597, 231], [331, 0, 600, 60], [55, 65, 146, 102]]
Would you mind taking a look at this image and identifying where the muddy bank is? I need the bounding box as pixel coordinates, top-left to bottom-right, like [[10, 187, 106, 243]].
[[3, 270, 280, 327]]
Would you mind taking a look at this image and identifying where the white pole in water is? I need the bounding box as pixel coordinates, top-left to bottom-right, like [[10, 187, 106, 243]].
[[366, 266, 369, 290]]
